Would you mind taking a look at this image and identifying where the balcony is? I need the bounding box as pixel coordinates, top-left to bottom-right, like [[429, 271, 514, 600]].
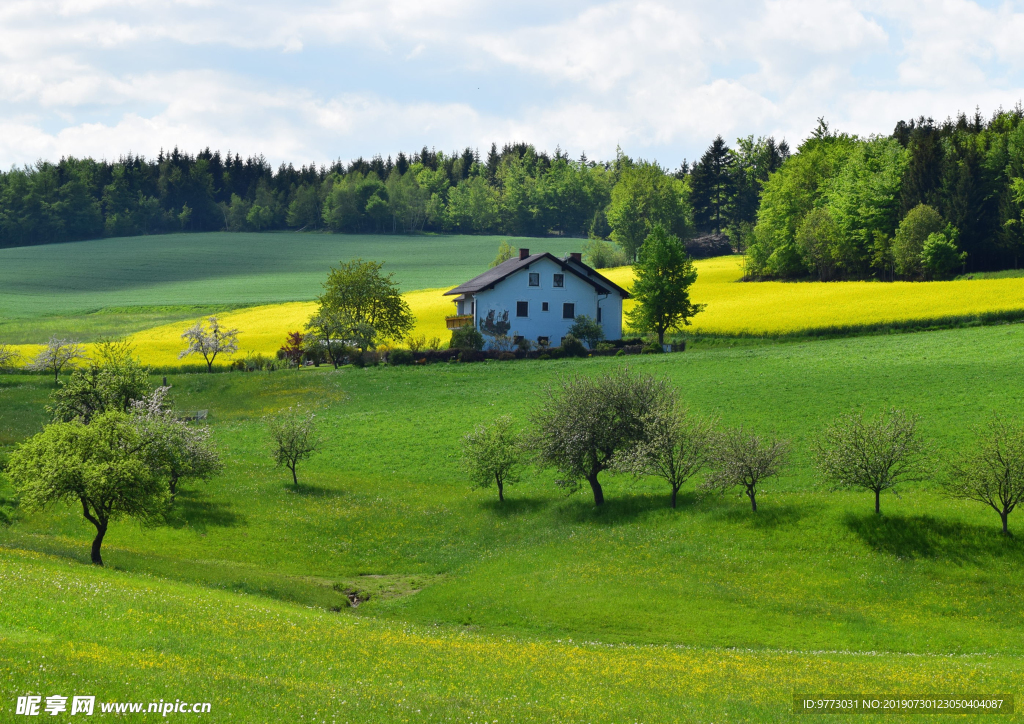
[[446, 314, 475, 330]]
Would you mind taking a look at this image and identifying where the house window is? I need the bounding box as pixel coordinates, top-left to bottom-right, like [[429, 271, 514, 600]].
[[528, 272, 539, 286], [516, 301, 529, 317], [553, 273, 564, 288], [597, 307, 602, 322], [562, 303, 575, 319], [541, 302, 549, 312], [537, 336, 549, 347]]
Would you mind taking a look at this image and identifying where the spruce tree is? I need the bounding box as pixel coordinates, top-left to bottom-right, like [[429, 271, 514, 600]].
[[690, 136, 735, 233]]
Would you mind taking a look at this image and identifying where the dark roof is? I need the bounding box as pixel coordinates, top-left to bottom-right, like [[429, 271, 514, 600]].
[[444, 253, 630, 298]]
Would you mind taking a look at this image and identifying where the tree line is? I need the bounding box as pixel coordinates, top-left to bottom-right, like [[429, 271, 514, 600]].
[[747, 110, 1024, 279], [0, 139, 784, 258], [4, 106, 1024, 277]]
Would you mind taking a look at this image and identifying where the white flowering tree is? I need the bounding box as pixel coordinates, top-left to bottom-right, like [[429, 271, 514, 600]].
[[29, 336, 86, 383], [0, 343, 21, 371], [132, 388, 223, 500], [179, 317, 239, 372]]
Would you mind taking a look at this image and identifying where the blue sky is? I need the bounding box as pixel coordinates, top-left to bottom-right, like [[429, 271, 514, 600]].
[[3, 0, 1024, 168]]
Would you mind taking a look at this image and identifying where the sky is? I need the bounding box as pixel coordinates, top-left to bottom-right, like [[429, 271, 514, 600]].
[[3, 0, 1024, 170]]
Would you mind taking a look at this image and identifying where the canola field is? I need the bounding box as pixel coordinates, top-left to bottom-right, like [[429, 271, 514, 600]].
[[7, 256, 1024, 367]]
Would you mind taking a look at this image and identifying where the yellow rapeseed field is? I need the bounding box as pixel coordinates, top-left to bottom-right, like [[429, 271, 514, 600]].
[[8, 256, 1024, 367], [604, 257, 1024, 336]]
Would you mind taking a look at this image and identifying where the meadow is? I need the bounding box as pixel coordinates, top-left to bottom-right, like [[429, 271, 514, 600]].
[[9, 249, 1024, 367], [0, 232, 540, 341], [3, 323, 1024, 720]]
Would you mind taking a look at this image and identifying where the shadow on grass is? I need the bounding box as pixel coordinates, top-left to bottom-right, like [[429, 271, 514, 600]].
[[709, 500, 814, 529], [554, 492, 681, 525], [287, 483, 347, 498], [164, 488, 244, 531], [477, 496, 551, 517], [844, 512, 1024, 563]]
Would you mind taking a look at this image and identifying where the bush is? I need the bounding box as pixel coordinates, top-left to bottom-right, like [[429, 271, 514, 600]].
[[921, 228, 966, 280], [641, 344, 664, 354], [560, 335, 587, 358], [389, 349, 414, 366], [497, 351, 516, 361], [596, 342, 615, 352], [567, 316, 604, 348], [515, 337, 533, 353], [582, 238, 628, 269], [450, 326, 484, 351]]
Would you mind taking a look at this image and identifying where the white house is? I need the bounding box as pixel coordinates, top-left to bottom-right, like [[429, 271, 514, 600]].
[[444, 248, 630, 348]]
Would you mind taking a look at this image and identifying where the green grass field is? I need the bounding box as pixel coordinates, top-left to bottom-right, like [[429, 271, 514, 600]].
[[0, 232, 549, 342], [2, 323, 1024, 721]]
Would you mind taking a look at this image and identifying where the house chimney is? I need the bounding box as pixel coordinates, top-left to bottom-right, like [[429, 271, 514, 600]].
[[569, 252, 582, 263], [519, 248, 530, 260]]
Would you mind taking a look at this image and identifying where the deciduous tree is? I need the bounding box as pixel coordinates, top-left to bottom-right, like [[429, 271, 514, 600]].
[[943, 415, 1024, 536], [893, 203, 944, 278], [317, 259, 414, 349], [532, 368, 666, 506], [703, 427, 789, 512], [615, 395, 717, 508], [133, 389, 222, 500], [815, 409, 927, 514], [0, 343, 20, 371], [179, 317, 240, 372], [267, 407, 323, 488], [49, 340, 151, 423], [626, 224, 705, 346], [461, 415, 523, 503], [567, 315, 604, 349], [6, 411, 167, 565], [30, 336, 87, 384]]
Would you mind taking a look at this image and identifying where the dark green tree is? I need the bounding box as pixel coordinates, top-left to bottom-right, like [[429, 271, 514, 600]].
[[626, 225, 705, 346], [317, 259, 414, 349], [690, 136, 736, 233]]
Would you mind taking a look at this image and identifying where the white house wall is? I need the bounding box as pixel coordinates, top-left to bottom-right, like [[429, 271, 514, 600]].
[[470, 257, 623, 348]]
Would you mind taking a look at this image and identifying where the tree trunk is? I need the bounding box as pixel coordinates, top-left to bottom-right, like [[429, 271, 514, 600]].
[[670, 485, 678, 509], [748, 487, 757, 512], [587, 473, 605, 506], [91, 523, 107, 566], [169, 475, 179, 500], [875, 489, 881, 515], [290, 464, 298, 488], [497, 481, 504, 503], [658, 329, 665, 346], [1001, 509, 1010, 536]]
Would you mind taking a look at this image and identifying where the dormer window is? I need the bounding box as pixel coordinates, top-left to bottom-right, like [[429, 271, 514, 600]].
[[553, 274, 564, 288], [528, 272, 539, 286]]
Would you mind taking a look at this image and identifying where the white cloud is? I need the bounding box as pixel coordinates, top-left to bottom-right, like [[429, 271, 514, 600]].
[[1, 0, 1024, 168]]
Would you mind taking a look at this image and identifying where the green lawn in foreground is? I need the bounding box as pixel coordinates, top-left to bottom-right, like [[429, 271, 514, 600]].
[[0, 232, 546, 325], [2, 548, 1019, 723], [2, 325, 1024, 720]]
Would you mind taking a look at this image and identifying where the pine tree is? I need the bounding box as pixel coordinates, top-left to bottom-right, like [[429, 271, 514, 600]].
[[690, 136, 735, 233]]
